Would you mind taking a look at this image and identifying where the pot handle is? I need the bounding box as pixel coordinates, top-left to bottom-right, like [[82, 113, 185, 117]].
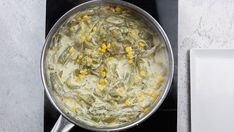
[[51, 115, 75, 132]]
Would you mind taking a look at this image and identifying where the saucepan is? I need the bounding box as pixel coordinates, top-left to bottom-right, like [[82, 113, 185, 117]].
[[41, 0, 174, 131]]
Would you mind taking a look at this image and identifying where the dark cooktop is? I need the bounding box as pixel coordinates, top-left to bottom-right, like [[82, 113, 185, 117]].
[[45, 0, 178, 131]]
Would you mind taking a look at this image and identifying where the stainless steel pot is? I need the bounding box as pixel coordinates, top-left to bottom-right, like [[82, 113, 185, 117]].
[[41, 0, 174, 131]]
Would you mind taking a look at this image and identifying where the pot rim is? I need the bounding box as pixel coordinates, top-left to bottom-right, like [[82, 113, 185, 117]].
[[41, 0, 174, 131]]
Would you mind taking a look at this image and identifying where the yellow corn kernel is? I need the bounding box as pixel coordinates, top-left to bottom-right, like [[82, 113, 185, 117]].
[[127, 53, 133, 59], [69, 47, 75, 53], [76, 75, 82, 81], [98, 43, 108, 53], [71, 105, 78, 112], [76, 16, 81, 21], [155, 76, 165, 88], [145, 92, 151, 97], [124, 99, 132, 106], [154, 90, 160, 98], [158, 76, 165, 83], [87, 58, 93, 66], [101, 48, 106, 53], [99, 65, 105, 72], [143, 108, 149, 113], [69, 26, 75, 32], [127, 52, 131, 55], [127, 51, 133, 55], [99, 78, 107, 85], [101, 43, 107, 50], [97, 84, 105, 91], [98, 47, 102, 51], [140, 102, 146, 108], [125, 46, 132, 53], [62, 98, 78, 112], [76, 55, 83, 64], [82, 15, 89, 21], [140, 70, 147, 77], [107, 56, 114, 61], [128, 59, 133, 64], [137, 92, 144, 100], [92, 27, 97, 32], [77, 59, 81, 64], [138, 42, 145, 47], [132, 31, 137, 38], [101, 71, 106, 77], [145, 90, 159, 99], [107, 43, 111, 48], [145, 90, 153, 97], [80, 69, 88, 75], [99, 48, 106, 53], [80, 35, 86, 42], [128, 31, 138, 39], [78, 55, 83, 59]]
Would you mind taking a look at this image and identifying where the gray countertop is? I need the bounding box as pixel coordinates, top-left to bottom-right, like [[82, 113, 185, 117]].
[[0, 0, 234, 131], [178, 0, 234, 132], [0, 0, 45, 131]]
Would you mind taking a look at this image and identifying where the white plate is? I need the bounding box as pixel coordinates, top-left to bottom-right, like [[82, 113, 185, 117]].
[[190, 49, 234, 132]]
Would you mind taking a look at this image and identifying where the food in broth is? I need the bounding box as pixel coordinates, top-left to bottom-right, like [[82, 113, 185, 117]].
[[45, 5, 169, 127]]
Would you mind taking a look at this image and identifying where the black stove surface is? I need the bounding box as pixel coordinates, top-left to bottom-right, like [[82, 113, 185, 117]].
[[45, 0, 178, 131]]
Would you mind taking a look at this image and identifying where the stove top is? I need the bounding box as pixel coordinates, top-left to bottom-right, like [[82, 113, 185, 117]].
[[45, 0, 178, 131]]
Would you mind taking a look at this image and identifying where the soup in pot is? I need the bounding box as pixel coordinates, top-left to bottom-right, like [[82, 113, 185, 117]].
[[45, 5, 169, 127]]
